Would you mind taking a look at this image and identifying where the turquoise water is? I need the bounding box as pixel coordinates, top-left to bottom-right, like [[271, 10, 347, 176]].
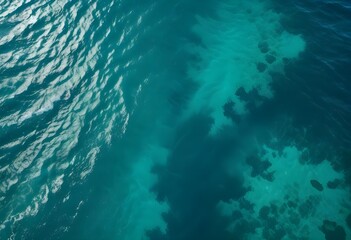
[[1, 0, 351, 239]]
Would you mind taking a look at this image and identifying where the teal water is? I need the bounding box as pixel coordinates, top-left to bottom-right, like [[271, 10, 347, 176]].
[[1, 0, 351, 239]]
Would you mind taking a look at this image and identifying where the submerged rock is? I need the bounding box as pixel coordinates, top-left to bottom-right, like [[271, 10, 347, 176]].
[[256, 62, 267, 72], [327, 179, 342, 189], [258, 41, 270, 53], [246, 154, 271, 178], [223, 100, 240, 123], [320, 220, 346, 240], [262, 171, 274, 182], [310, 179, 323, 191], [265, 54, 276, 64]]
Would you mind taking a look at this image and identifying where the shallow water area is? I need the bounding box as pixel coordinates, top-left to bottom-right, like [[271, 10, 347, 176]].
[[1, 0, 351, 239]]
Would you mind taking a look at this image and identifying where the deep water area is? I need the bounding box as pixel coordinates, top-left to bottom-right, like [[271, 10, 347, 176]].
[[1, 0, 351, 239]]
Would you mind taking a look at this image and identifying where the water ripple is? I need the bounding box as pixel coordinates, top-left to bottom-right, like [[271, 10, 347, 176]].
[[0, 0, 142, 235]]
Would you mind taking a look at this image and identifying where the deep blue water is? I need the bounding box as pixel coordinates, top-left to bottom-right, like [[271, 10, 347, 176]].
[[1, 0, 351, 239]]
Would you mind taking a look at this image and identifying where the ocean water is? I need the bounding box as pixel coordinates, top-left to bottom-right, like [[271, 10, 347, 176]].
[[1, 0, 351, 239]]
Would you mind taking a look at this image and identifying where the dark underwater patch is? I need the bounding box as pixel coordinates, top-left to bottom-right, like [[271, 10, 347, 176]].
[[310, 179, 324, 191], [320, 220, 346, 240], [149, 115, 247, 240]]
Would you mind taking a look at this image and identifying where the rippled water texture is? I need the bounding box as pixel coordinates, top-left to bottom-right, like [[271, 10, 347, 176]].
[[1, 0, 351, 239], [0, 0, 150, 237]]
